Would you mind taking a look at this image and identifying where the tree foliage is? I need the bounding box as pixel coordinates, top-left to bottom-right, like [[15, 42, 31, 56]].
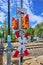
[[26, 27, 35, 36], [34, 22, 43, 38]]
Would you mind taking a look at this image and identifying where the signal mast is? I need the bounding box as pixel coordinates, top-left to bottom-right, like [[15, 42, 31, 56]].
[[12, 0, 30, 65]]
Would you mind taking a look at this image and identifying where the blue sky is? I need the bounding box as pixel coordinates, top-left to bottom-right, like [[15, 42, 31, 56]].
[[0, 0, 43, 28]]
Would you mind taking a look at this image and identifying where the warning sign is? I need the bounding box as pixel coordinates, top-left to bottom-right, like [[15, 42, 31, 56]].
[[17, 8, 27, 16]]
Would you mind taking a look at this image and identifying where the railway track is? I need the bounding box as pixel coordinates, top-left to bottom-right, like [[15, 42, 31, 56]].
[[26, 44, 43, 49], [2, 43, 43, 65], [13, 43, 43, 50], [0, 43, 43, 53], [12, 44, 43, 64], [3, 43, 43, 52]]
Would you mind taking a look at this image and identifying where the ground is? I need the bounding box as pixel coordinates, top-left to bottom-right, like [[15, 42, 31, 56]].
[[2, 42, 43, 65]]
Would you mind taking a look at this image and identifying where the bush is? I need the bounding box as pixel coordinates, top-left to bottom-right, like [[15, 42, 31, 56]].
[[11, 34, 16, 41]]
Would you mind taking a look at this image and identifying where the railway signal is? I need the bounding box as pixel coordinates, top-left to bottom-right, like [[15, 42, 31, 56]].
[[12, 17, 18, 29], [12, 0, 30, 65], [21, 14, 29, 29], [12, 14, 29, 30]]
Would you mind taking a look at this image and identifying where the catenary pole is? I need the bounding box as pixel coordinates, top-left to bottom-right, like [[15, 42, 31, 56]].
[[8, 0, 10, 35], [6, 0, 12, 65]]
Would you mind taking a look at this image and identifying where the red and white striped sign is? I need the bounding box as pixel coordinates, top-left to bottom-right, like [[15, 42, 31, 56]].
[[12, 31, 30, 58]]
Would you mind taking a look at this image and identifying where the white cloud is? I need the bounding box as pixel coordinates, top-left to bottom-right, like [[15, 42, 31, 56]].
[[0, 0, 20, 12], [41, 12, 43, 16], [0, 12, 5, 23], [0, 0, 4, 4], [0, 0, 43, 27], [0, 0, 15, 24], [1, 4, 8, 12], [0, 25, 2, 27], [29, 0, 33, 5], [23, 0, 43, 28], [0, 0, 8, 12], [30, 15, 43, 22]]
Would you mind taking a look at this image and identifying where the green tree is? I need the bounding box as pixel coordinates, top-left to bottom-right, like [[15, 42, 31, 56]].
[[0, 21, 8, 40], [27, 27, 35, 36], [34, 22, 43, 38], [10, 27, 16, 41]]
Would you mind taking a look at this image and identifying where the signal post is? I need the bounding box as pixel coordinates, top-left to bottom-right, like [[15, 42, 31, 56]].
[[12, 0, 30, 65]]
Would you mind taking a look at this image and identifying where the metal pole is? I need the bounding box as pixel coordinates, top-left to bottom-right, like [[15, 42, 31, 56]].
[[8, 0, 10, 35], [20, 0, 23, 8], [19, 0, 23, 65], [6, 0, 12, 65]]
